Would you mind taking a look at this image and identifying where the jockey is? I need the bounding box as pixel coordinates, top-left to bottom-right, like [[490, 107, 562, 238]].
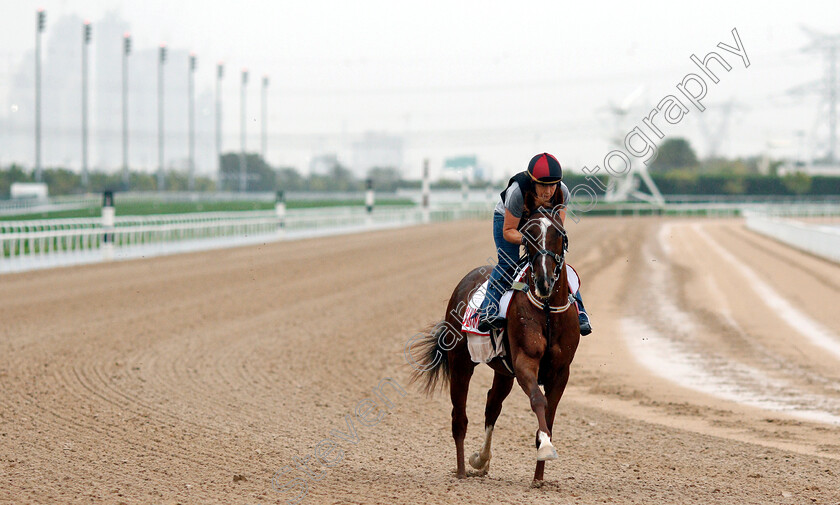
[[476, 152, 592, 335]]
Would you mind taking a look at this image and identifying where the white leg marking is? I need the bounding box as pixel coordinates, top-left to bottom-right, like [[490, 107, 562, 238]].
[[536, 430, 558, 461], [469, 425, 494, 471], [480, 425, 494, 459]]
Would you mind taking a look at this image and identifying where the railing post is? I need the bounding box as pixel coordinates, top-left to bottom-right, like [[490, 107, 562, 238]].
[[275, 190, 286, 239], [365, 178, 374, 227], [102, 190, 115, 261], [422, 159, 430, 224], [461, 172, 469, 210]]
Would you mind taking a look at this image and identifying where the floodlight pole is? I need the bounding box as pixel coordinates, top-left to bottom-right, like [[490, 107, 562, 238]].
[[81, 21, 91, 189], [188, 53, 196, 191], [157, 44, 167, 190], [122, 33, 131, 189], [35, 9, 45, 182], [261, 75, 268, 161], [239, 68, 248, 192], [216, 62, 223, 190]]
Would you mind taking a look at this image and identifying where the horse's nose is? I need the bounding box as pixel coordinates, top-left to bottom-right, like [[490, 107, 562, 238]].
[[536, 276, 552, 298]]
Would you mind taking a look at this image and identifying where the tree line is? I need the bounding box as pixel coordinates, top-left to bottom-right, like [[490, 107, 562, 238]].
[[3, 140, 840, 198], [0, 153, 411, 198], [558, 137, 840, 196], [640, 137, 838, 195]]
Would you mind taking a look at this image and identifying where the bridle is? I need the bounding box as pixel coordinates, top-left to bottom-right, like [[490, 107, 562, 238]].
[[523, 211, 573, 313]]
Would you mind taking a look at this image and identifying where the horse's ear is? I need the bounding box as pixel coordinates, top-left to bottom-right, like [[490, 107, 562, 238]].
[[520, 220, 540, 250]]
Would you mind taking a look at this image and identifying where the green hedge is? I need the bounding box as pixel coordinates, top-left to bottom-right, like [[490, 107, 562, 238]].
[[562, 173, 840, 197]]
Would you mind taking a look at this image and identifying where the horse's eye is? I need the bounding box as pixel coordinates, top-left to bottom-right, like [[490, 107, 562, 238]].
[[522, 230, 537, 247], [521, 223, 540, 242]]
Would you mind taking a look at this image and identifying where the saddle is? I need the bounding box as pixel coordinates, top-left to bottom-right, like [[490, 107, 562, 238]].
[[461, 263, 529, 337], [461, 263, 581, 372]]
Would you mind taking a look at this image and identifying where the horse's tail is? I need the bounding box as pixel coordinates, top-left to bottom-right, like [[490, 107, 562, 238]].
[[407, 321, 453, 396]]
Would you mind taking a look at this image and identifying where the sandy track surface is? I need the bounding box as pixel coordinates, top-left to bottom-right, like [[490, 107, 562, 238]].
[[1, 218, 838, 505]]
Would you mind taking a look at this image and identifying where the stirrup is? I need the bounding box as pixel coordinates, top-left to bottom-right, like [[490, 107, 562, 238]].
[[477, 314, 504, 333], [579, 313, 592, 336]]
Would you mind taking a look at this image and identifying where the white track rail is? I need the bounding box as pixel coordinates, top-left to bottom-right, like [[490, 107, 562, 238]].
[[744, 211, 840, 263], [0, 205, 492, 274]]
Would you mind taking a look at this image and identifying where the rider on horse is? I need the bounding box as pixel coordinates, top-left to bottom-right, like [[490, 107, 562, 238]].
[[476, 152, 592, 335]]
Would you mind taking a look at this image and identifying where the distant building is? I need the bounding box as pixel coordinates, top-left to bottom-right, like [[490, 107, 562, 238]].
[[440, 155, 483, 182], [10, 183, 48, 199], [779, 162, 840, 176], [309, 153, 339, 175], [93, 11, 129, 169], [127, 46, 215, 174], [1, 12, 216, 174], [4, 14, 85, 168], [352, 132, 403, 176]]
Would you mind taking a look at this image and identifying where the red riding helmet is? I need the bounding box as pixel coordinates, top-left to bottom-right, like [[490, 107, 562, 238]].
[[527, 153, 562, 184]]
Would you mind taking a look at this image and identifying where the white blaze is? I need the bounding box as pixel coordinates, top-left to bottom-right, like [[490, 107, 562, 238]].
[[539, 217, 549, 275]]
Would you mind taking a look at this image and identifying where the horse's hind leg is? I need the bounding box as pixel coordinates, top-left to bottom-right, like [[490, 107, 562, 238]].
[[469, 371, 514, 474], [449, 351, 474, 479]]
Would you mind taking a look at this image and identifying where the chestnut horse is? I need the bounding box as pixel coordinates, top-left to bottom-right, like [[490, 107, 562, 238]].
[[408, 208, 580, 485]]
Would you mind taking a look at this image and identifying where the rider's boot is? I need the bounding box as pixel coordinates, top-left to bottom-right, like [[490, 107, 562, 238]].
[[476, 279, 507, 333], [476, 300, 504, 333], [574, 290, 592, 336], [476, 263, 516, 333]]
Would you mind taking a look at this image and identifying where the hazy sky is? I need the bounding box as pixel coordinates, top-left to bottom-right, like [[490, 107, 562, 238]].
[[1, 0, 838, 178]]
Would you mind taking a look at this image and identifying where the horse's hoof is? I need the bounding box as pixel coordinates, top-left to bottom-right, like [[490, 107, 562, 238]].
[[469, 451, 490, 470], [468, 451, 481, 468], [530, 479, 545, 488], [456, 470, 467, 479], [536, 444, 558, 461]]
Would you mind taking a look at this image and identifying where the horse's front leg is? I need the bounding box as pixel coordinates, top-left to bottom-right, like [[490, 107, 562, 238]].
[[533, 365, 570, 482], [513, 355, 557, 464]]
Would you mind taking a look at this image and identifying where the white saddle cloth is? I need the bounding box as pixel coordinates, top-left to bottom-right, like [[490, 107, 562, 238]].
[[461, 263, 581, 364]]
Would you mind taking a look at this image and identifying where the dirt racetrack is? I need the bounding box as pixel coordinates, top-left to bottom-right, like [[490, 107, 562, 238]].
[[1, 217, 839, 505]]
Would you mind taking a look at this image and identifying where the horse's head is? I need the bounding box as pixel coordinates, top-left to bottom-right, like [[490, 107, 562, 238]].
[[520, 208, 567, 299]]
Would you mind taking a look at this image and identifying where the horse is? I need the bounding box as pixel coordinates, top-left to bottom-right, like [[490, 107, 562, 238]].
[[407, 207, 581, 485]]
